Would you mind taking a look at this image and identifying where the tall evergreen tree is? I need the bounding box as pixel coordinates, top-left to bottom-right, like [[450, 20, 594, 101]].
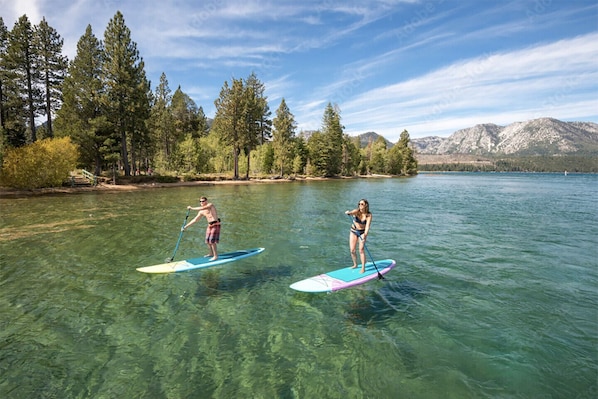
[[272, 98, 296, 176], [212, 78, 253, 179], [387, 130, 417, 175], [197, 105, 209, 137], [102, 11, 148, 176], [0, 17, 8, 132], [54, 25, 105, 174], [127, 59, 151, 174], [398, 129, 417, 175], [306, 130, 327, 176], [246, 72, 271, 144], [292, 135, 308, 175], [241, 73, 270, 179], [341, 134, 360, 176], [169, 86, 200, 170], [0, 17, 28, 147], [5, 15, 41, 143], [314, 102, 344, 176], [150, 72, 174, 167], [34, 17, 68, 138], [171, 86, 199, 140], [368, 136, 388, 174]]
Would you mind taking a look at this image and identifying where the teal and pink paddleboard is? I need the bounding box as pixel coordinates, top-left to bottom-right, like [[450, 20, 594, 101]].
[[290, 259, 396, 293], [136, 248, 265, 273]]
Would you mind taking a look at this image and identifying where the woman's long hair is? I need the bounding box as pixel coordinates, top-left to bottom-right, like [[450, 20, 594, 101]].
[[358, 199, 370, 217]]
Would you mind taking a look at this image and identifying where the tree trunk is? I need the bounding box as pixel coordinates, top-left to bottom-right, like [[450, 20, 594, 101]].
[[245, 149, 250, 179], [121, 129, 130, 176], [233, 146, 239, 179]]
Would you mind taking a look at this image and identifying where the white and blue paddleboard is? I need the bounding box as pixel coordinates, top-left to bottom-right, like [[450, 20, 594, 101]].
[[290, 259, 396, 293], [136, 248, 265, 274]]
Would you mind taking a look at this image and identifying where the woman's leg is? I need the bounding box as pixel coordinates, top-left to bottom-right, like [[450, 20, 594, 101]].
[[349, 232, 358, 268], [359, 239, 366, 273]]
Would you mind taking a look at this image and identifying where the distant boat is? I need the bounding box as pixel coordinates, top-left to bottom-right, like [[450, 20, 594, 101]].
[[564, 170, 568, 176]]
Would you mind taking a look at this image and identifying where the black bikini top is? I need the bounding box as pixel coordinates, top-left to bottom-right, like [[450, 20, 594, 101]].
[[353, 215, 367, 225]]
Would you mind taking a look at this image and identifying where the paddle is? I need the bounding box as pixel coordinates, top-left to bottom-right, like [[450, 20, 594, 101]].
[[362, 238, 384, 280], [347, 214, 384, 280], [167, 209, 190, 262]]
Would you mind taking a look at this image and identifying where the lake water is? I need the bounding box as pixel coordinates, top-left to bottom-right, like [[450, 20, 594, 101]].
[[1, 173, 596, 399]]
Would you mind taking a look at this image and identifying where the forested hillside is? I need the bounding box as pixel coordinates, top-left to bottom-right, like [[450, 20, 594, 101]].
[[0, 13, 417, 189]]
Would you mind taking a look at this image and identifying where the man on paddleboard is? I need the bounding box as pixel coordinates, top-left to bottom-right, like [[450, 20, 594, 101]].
[[183, 196, 221, 261]]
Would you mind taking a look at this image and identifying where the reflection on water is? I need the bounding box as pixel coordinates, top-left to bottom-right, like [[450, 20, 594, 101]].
[[1, 174, 597, 398], [345, 280, 427, 326]]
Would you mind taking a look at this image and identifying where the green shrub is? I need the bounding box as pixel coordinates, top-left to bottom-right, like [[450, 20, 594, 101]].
[[0, 137, 79, 189], [153, 174, 180, 183]]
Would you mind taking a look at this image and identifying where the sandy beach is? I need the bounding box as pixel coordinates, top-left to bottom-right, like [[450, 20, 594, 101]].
[[0, 175, 354, 198]]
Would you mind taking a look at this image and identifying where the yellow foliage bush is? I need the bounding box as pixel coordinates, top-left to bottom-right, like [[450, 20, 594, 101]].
[[0, 137, 79, 189]]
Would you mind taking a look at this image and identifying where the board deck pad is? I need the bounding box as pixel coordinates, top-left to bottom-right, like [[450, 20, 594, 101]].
[[290, 259, 396, 293], [136, 247, 265, 273]]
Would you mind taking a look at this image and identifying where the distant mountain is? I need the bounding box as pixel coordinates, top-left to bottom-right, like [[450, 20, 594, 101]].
[[356, 131, 394, 148], [410, 118, 598, 156], [299, 130, 395, 148]]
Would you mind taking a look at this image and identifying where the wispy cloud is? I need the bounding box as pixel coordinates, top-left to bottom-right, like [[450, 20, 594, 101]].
[[334, 32, 598, 139], [1, 0, 596, 141]]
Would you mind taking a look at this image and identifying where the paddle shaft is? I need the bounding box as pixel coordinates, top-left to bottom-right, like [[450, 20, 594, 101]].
[[361, 238, 384, 279], [169, 209, 190, 262]]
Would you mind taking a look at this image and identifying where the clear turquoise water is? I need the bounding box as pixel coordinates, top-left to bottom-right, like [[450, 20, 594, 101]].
[[1, 173, 596, 398]]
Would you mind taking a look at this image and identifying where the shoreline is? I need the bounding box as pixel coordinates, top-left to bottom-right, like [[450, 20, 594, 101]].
[[0, 175, 394, 199]]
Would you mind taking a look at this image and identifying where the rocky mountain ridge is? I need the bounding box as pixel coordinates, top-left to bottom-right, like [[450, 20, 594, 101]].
[[409, 117, 598, 156]]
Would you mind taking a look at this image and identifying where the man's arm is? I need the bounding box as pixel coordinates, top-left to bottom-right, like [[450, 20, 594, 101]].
[[187, 202, 211, 211], [183, 213, 203, 230]]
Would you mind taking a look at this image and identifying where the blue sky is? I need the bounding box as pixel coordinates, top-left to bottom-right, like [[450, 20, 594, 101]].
[[2, 0, 597, 141]]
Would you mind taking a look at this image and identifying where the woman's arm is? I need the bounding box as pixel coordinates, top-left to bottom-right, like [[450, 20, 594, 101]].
[[363, 214, 372, 238]]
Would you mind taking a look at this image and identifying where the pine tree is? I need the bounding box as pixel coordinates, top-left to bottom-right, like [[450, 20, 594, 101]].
[[341, 134, 360, 176], [306, 130, 327, 176], [54, 25, 105, 174], [149, 72, 174, 168], [316, 103, 344, 176], [169, 86, 200, 171], [34, 17, 68, 138], [212, 78, 255, 179], [242, 73, 271, 179], [292, 135, 308, 175], [386, 140, 403, 175], [102, 11, 148, 176], [246, 72, 272, 144], [369, 136, 387, 174], [127, 59, 151, 175], [5, 15, 41, 143], [171, 86, 199, 140], [0, 17, 8, 132], [397, 129, 417, 175], [197, 106, 209, 137], [387, 129, 418, 175], [272, 98, 296, 176]]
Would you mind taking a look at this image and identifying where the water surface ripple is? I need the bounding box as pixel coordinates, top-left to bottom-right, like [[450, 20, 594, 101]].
[[1, 173, 596, 398]]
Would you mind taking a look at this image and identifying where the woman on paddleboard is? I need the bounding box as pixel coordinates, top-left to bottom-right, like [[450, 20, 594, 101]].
[[345, 199, 372, 273], [183, 196, 221, 261]]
